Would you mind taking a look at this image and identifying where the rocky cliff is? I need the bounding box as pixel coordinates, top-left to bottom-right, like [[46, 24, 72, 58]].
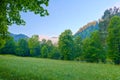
[[75, 21, 99, 39]]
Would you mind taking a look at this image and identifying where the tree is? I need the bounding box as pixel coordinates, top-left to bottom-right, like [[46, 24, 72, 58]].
[[74, 36, 82, 59], [90, 31, 106, 63], [102, 7, 120, 20], [82, 37, 91, 61], [41, 45, 48, 58], [107, 16, 120, 64], [82, 31, 105, 63], [28, 35, 40, 56], [0, 37, 16, 54], [46, 40, 53, 52], [102, 9, 111, 20], [0, 38, 6, 48], [49, 46, 61, 59], [58, 29, 74, 60], [0, 0, 49, 47], [16, 39, 29, 56], [99, 7, 120, 52], [40, 39, 60, 59]]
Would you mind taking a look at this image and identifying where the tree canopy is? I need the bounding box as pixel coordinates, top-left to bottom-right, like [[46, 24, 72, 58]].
[[28, 35, 40, 56], [107, 16, 120, 64], [0, 0, 49, 47], [82, 31, 105, 63], [58, 29, 74, 60]]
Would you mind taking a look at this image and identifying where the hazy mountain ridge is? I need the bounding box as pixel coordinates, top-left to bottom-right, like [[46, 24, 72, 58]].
[[10, 33, 58, 44], [10, 33, 29, 41], [39, 35, 58, 45]]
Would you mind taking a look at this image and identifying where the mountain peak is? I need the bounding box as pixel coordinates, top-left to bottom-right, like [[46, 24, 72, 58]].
[[10, 33, 29, 41]]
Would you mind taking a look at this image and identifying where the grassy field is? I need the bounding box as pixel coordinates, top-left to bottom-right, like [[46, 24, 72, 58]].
[[0, 55, 120, 80]]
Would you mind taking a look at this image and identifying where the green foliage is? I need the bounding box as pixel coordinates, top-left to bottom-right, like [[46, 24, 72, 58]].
[[82, 37, 91, 61], [1, 55, 120, 80], [0, 38, 6, 48], [41, 45, 48, 58], [74, 36, 82, 59], [0, 0, 49, 47], [99, 7, 120, 49], [40, 39, 61, 59], [0, 37, 16, 54], [82, 31, 105, 63], [107, 16, 120, 64], [99, 19, 109, 46], [1, 0, 49, 26], [0, 34, 61, 59], [58, 29, 75, 60], [2, 7, 120, 65], [48, 46, 61, 59], [16, 39, 29, 56], [102, 7, 120, 20], [28, 35, 40, 56], [46, 40, 54, 57]]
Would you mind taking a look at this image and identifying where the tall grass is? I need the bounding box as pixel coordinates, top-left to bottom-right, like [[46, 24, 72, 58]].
[[0, 55, 120, 80]]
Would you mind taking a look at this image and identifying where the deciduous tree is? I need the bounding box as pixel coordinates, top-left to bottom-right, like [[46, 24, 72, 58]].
[[0, 37, 16, 54], [0, 0, 49, 47], [107, 16, 120, 64], [58, 29, 74, 60], [74, 36, 82, 59], [28, 35, 40, 56], [82, 31, 105, 63], [16, 39, 29, 56]]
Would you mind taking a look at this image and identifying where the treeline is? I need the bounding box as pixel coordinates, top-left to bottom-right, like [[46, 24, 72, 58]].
[[0, 35, 60, 59], [1, 7, 120, 64], [58, 15, 120, 64], [58, 30, 106, 63], [1, 30, 105, 63]]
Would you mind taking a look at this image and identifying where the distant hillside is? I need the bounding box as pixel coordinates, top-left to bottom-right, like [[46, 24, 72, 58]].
[[10, 33, 29, 41], [75, 21, 99, 39]]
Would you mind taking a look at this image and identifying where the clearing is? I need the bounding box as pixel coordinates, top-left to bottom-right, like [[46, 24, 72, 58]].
[[0, 55, 120, 80]]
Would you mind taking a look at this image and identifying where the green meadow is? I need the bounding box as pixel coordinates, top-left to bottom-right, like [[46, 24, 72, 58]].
[[0, 55, 120, 80]]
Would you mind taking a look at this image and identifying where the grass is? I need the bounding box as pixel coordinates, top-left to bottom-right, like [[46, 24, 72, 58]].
[[0, 55, 120, 80]]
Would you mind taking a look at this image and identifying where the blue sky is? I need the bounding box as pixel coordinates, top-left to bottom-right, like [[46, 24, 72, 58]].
[[9, 0, 120, 37]]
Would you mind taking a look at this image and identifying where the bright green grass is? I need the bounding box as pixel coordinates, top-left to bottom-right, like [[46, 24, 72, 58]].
[[0, 55, 120, 80]]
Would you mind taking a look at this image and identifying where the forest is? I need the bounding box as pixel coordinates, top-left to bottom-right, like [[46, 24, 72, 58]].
[[1, 1, 120, 80], [1, 7, 120, 65]]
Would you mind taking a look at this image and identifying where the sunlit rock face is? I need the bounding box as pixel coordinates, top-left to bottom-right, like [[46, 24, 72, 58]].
[[75, 21, 99, 39]]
